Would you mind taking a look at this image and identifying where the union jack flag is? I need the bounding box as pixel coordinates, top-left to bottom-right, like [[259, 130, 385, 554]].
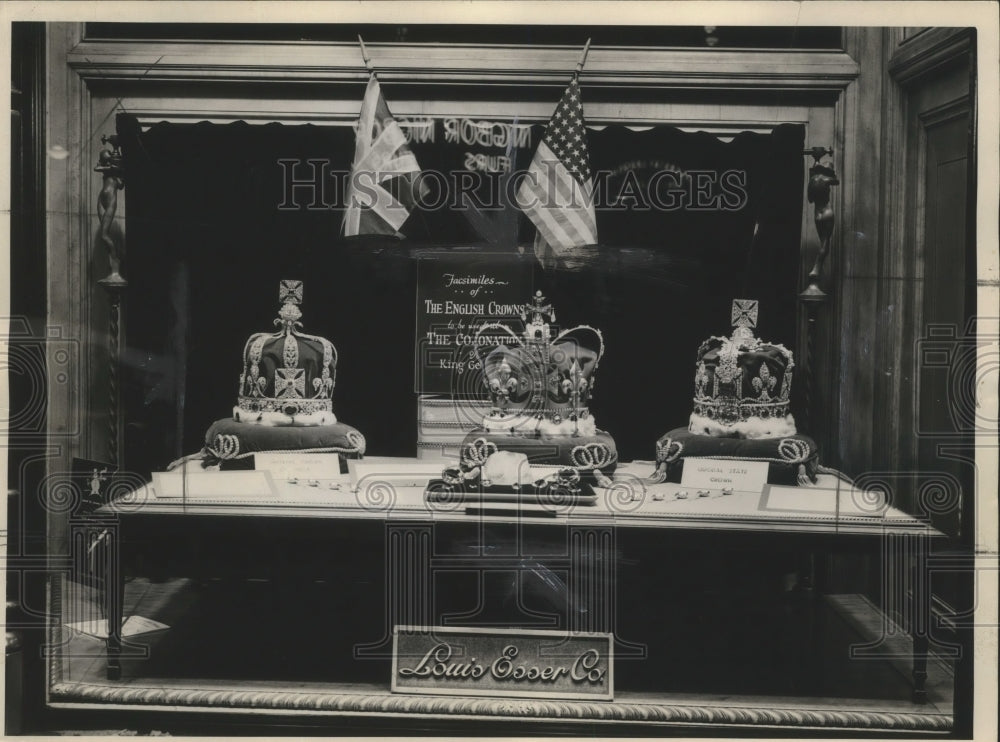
[[343, 75, 426, 237]]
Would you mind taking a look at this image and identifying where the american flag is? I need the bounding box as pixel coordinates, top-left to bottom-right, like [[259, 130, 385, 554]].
[[343, 75, 426, 237], [516, 77, 598, 258]]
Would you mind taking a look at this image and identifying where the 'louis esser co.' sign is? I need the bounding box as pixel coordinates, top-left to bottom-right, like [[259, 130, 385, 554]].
[[392, 626, 613, 700]]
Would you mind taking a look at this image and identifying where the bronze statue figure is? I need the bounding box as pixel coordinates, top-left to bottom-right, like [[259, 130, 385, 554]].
[[801, 149, 838, 301], [807, 165, 839, 280], [94, 135, 126, 287]]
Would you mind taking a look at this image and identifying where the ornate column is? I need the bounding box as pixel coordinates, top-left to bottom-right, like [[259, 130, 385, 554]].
[[95, 134, 126, 467]]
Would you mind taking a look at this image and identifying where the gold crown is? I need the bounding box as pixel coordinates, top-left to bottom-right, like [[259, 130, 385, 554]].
[[690, 299, 796, 439], [474, 290, 604, 432], [235, 280, 339, 426]]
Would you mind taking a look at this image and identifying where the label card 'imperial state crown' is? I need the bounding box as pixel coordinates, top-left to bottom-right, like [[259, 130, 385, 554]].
[[392, 626, 613, 700], [680, 457, 770, 493]]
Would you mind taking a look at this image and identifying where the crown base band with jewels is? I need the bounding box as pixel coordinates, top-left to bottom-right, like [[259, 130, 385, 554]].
[[234, 398, 335, 427], [692, 400, 792, 421], [480, 410, 598, 437]]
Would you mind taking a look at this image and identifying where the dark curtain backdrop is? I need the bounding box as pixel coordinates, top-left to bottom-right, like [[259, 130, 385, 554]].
[[118, 113, 804, 475]]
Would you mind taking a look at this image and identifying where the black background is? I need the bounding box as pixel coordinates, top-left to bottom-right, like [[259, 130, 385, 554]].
[[119, 114, 804, 475]]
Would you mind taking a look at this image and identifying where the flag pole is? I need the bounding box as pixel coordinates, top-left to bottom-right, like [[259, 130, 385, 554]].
[[574, 38, 592, 79], [358, 34, 376, 78]]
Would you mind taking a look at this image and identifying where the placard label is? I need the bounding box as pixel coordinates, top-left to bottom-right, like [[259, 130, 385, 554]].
[[253, 453, 343, 481], [680, 457, 769, 492], [414, 251, 532, 394], [392, 626, 613, 700]]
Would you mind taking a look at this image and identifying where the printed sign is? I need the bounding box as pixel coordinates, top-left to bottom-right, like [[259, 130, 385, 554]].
[[392, 626, 613, 700], [414, 251, 533, 395], [252, 453, 344, 481], [680, 457, 770, 493]]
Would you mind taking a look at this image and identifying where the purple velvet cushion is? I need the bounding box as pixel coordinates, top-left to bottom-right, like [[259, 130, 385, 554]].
[[203, 418, 365, 463]]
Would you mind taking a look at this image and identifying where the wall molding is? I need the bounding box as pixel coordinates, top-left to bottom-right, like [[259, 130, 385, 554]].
[[67, 39, 859, 92], [919, 95, 972, 128], [889, 27, 974, 87], [49, 682, 951, 731]]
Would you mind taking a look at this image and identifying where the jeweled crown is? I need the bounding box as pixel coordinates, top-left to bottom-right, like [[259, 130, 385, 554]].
[[234, 280, 339, 426], [474, 290, 604, 434], [689, 299, 796, 439]]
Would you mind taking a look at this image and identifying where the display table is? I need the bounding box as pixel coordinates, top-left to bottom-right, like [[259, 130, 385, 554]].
[[93, 461, 939, 533], [69, 460, 947, 729]]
